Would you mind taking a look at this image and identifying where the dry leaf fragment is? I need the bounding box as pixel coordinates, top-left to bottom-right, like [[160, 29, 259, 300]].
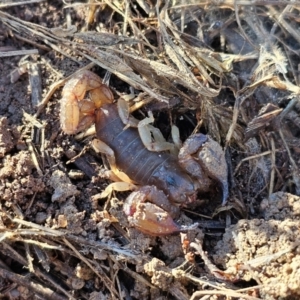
[[75, 31, 139, 46], [245, 103, 282, 139]]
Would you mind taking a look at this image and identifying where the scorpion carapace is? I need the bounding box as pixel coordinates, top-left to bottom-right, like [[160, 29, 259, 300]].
[[60, 70, 229, 235]]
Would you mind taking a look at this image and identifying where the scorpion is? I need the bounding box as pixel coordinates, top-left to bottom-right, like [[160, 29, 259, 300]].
[[60, 70, 228, 235]]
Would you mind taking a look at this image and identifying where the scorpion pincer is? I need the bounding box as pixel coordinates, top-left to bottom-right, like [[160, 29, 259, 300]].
[[60, 70, 228, 236]]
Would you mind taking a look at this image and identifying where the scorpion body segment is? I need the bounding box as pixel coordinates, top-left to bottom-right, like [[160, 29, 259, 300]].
[[95, 104, 196, 209], [60, 70, 228, 235]]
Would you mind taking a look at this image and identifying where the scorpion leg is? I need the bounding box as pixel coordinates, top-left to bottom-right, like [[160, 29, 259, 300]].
[[117, 98, 176, 153], [138, 112, 177, 152], [179, 133, 229, 204], [100, 182, 136, 198], [92, 139, 133, 184], [171, 124, 182, 150], [117, 97, 139, 128]]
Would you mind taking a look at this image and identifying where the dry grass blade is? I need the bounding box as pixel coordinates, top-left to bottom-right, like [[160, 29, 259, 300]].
[[0, 239, 75, 299], [157, 3, 221, 100], [202, 98, 244, 144], [0, 49, 39, 57], [0, 267, 67, 300], [63, 238, 119, 298], [245, 104, 283, 139], [190, 289, 262, 300], [76, 47, 170, 102], [75, 31, 139, 46], [0, 0, 45, 8]]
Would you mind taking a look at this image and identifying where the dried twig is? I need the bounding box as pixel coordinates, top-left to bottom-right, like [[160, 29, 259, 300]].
[[0, 49, 39, 57], [63, 238, 119, 298]]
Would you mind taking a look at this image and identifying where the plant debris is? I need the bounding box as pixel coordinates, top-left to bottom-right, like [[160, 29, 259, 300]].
[[1, 1, 300, 299]]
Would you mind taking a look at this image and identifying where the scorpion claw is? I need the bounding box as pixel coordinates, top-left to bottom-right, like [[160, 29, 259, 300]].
[[124, 186, 182, 235], [179, 133, 229, 205], [124, 191, 199, 236], [124, 200, 181, 235]]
